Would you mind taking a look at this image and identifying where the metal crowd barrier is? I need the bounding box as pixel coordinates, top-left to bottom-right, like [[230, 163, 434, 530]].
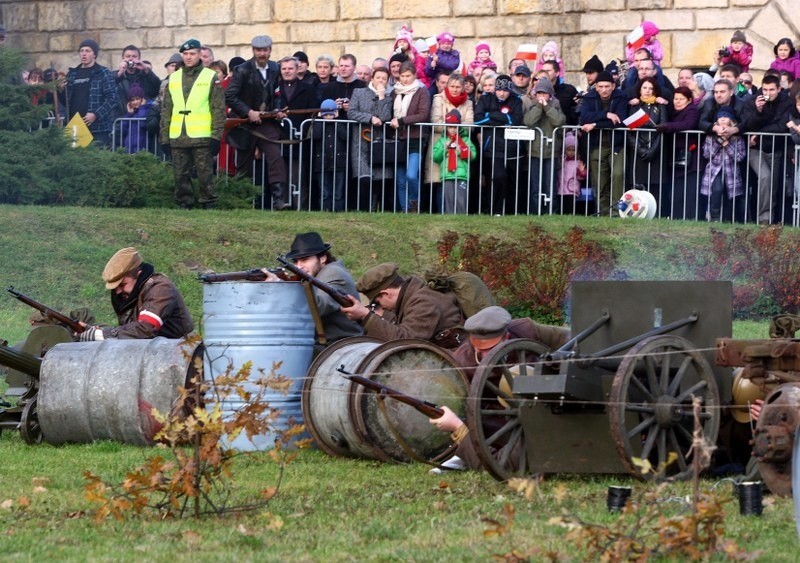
[[109, 116, 800, 225]]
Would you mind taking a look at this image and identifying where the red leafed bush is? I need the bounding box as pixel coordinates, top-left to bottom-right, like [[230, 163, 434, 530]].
[[437, 225, 622, 323], [677, 226, 800, 318]]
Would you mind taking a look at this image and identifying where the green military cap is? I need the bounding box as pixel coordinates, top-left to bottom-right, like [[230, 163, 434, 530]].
[[357, 263, 399, 302], [179, 39, 202, 53], [463, 306, 511, 339]]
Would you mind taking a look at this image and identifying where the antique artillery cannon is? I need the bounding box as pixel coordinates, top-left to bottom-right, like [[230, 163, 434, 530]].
[[465, 281, 733, 481], [0, 325, 73, 443]]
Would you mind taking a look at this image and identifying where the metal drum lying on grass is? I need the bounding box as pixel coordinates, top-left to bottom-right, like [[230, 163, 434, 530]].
[[38, 337, 202, 445], [202, 281, 315, 451], [302, 337, 469, 462]]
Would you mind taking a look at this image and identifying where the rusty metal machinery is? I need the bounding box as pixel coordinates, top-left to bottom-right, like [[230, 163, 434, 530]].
[[751, 384, 800, 496], [466, 281, 732, 482], [716, 336, 800, 496]]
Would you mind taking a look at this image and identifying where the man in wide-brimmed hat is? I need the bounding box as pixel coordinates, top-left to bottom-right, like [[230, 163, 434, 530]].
[[77, 247, 194, 341], [264, 232, 361, 344]]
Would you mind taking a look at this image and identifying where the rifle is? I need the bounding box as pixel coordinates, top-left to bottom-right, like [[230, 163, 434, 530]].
[[276, 256, 353, 307], [197, 267, 296, 283], [7, 287, 85, 333], [224, 107, 325, 130], [337, 366, 444, 419]]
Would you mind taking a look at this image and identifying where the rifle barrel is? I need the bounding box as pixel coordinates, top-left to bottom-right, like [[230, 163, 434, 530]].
[[6, 287, 85, 333], [338, 367, 445, 419], [276, 256, 353, 307]]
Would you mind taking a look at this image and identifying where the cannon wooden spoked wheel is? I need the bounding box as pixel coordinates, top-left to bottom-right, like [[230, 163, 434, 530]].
[[467, 339, 549, 481], [19, 397, 43, 445], [609, 335, 720, 481]]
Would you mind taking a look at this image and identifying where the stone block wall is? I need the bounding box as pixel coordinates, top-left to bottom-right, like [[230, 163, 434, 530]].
[[0, 0, 796, 88]]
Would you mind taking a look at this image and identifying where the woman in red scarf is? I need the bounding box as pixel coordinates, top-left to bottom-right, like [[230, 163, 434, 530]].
[[425, 74, 474, 211]]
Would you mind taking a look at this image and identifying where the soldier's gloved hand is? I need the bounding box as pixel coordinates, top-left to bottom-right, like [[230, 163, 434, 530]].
[[77, 326, 105, 342], [209, 139, 221, 156]]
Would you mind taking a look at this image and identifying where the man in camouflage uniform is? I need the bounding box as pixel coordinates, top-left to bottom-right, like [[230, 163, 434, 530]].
[[159, 38, 225, 209], [77, 247, 194, 341]]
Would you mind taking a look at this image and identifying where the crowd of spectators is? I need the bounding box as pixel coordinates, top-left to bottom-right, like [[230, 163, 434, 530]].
[[15, 23, 800, 222]]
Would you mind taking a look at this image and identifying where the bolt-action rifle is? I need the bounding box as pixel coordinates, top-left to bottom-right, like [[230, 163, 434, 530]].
[[276, 256, 353, 307], [224, 107, 324, 130], [6, 287, 85, 333], [337, 365, 445, 419], [197, 267, 295, 283]]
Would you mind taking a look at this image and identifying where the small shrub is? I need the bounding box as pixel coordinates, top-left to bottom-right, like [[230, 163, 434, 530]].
[[677, 226, 800, 318], [84, 343, 310, 520]]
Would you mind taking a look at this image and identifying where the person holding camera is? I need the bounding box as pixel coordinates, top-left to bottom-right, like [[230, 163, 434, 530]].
[[746, 74, 793, 225], [115, 44, 161, 113], [712, 31, 753, 74]]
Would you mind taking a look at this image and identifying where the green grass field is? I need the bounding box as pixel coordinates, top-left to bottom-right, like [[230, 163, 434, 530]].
[[0, 205, 790, 560]]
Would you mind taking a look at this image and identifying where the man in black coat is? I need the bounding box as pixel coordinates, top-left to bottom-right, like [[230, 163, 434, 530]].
[[579, 71, 629, 214], [225, 35, 290, 210], [746, 74, 793, 224]]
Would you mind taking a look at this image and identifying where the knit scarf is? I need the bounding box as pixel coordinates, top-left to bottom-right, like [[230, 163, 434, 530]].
[[446, 132, 469, 172], [392, 80, 421, 119], [639, 94, 657, 105], [444, 88, 468, 108]]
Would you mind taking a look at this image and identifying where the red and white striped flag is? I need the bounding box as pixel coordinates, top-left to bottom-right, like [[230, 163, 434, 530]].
[[627, 26, 645, 50], [623, 108, 651, 129], [515, 44, 538, 61]]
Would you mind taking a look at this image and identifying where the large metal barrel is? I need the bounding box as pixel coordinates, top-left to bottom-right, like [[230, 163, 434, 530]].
[[38, 338, 201, 445], [202, 281, 315, 450], [302, 337, 468, 462]]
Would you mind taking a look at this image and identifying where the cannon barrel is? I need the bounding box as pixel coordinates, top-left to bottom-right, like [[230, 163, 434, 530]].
[[0, 342, 42, 377]]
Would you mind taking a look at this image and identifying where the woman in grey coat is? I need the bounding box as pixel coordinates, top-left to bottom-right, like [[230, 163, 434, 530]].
[[347, 67, 394, 211]]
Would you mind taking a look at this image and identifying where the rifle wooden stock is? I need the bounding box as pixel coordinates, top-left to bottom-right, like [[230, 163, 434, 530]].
[[6, 286, 85, 333], [198, 268, 295, 283], [337, 367, 445, 419], [224, 107, 325, 130], [276, 256, 353, 307]]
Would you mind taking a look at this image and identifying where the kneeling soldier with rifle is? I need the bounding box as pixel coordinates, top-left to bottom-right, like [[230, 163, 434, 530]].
[[263, 232, 362, 346], [77, 247, 195, 341]]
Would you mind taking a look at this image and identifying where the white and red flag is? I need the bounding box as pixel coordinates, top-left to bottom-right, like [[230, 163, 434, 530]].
[[623, 108, 652, 129], [515, 44, 538, 61], [425, 36, 438, 54], [627, 26, 646, 50]]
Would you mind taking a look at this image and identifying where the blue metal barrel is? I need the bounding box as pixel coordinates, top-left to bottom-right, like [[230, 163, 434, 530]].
[[38, 338, 201, 445], [202, 281, 315, 450]]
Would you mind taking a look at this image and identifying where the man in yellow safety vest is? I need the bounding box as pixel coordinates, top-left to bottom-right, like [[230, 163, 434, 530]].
[[159, 39, 226, 209]]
